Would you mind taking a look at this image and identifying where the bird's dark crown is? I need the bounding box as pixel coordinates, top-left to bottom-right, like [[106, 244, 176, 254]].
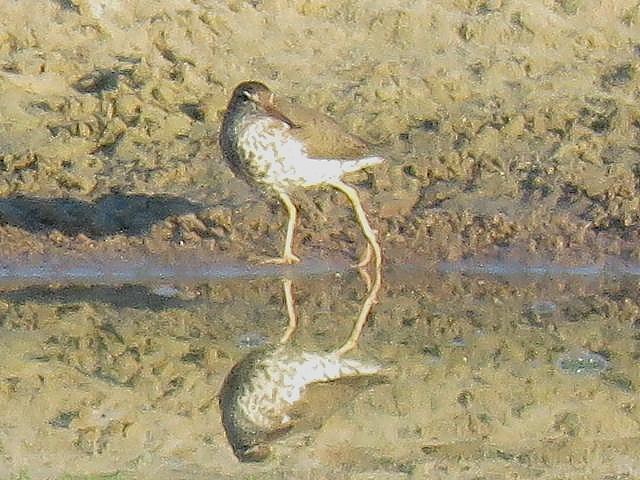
[[230, 81, 273, 107]]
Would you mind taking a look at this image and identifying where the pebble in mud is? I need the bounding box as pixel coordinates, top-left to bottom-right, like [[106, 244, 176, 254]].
[[236, 332, 268, 349], [556, 350, 610, 376], [522, 300, 558, 326], [527, 300, 558, 316]]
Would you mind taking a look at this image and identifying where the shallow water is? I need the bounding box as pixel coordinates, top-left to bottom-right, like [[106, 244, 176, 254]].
[[1, 259, 639, 479], [0, 250, 349, 289]]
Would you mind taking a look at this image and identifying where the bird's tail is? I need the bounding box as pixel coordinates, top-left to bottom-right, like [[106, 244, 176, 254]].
[[340, 156, 385, 174]]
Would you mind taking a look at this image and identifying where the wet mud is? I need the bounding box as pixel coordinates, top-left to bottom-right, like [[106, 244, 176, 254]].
[[1, 0, 639, 478]]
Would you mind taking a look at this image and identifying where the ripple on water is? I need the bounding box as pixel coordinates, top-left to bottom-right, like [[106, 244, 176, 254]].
[[556, 350, 610, 376]]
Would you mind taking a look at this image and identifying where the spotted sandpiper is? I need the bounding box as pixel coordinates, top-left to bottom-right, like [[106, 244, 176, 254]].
[[219, 81, 383, 280]]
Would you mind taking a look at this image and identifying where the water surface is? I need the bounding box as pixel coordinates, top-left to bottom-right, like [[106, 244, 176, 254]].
[[1, 258, 638, 479]]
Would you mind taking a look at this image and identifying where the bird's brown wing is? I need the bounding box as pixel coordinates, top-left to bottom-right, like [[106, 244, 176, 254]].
[[273, 97, 371, 160]]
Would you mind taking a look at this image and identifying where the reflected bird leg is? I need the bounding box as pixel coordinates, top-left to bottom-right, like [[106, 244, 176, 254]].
[[261, 191, 301, 265], [335, 260, 381, 355], [329, 180, 383, 354], [279, 277, 297, 344], [356, 243, 373, 269], [356, 243, 373, 291]]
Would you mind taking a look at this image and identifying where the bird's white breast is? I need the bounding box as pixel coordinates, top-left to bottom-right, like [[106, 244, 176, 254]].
[[237, 115, 348, 189]]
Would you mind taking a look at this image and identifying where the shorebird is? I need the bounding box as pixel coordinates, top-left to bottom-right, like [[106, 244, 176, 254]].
[[219, 81, 383, 279]]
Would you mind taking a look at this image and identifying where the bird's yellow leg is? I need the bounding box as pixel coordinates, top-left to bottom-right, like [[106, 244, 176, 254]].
[[358, 266, 372, 292], [261, 191, 301, 264], [279, 278, 297, 344], [329, 181, 382, 285]]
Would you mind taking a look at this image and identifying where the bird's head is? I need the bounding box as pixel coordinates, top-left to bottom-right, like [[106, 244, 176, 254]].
[[230, 81, 274, 110]]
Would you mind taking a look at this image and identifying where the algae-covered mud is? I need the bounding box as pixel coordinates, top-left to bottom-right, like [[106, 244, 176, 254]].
[[1, 0, 639, 478]]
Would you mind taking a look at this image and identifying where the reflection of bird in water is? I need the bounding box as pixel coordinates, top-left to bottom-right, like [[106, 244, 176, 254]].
[[219, 81, 383, 282], [218, 277, 384, 461], [218, 344, 383, 462]]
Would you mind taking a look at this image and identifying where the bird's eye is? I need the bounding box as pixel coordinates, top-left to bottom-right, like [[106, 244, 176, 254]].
[[243, 91, 258, 102]]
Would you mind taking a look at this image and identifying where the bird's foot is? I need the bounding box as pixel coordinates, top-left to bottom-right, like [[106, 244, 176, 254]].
[[357, 267, 373, 292], [259, 254, 301, 265], [354, 244, 373, 269]]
